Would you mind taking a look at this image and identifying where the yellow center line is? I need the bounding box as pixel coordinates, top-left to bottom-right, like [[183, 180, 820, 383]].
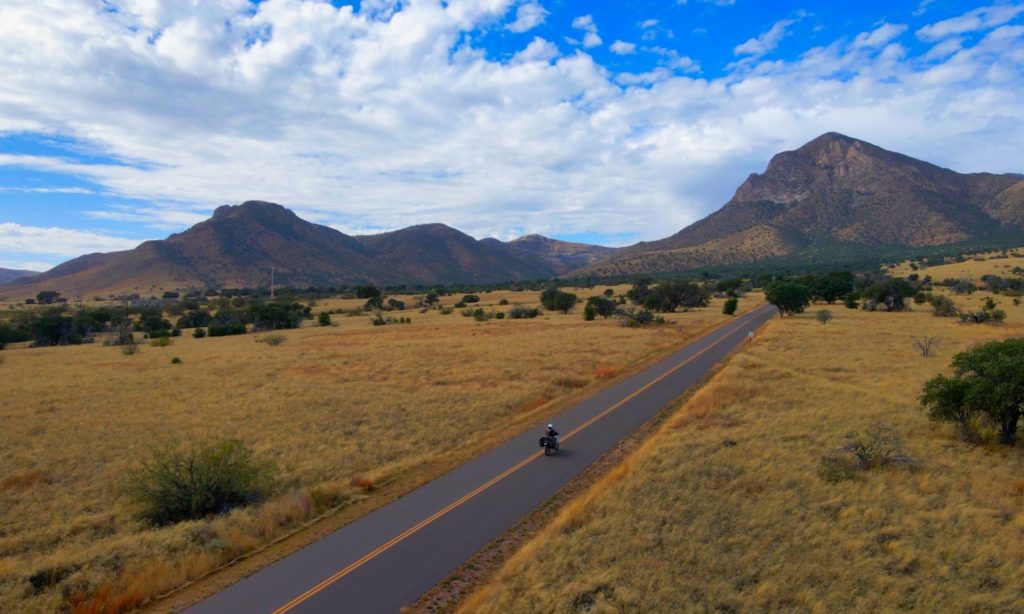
[[271, 305, 770, 613]]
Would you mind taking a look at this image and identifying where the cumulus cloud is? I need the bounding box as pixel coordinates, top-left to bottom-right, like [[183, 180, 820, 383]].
[[572, 14, 602, 48], [917, 3, 1024, 41], [0, 223, 145, 257], [0, 0, 1021, 258], [734, 18, 797, 56], [610, 40, 637, 55], [853, 23, 908, 48], [506, 2, 548, 33]]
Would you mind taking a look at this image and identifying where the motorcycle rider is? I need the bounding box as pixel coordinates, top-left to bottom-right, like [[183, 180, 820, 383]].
[[545, 423, 559, 447]]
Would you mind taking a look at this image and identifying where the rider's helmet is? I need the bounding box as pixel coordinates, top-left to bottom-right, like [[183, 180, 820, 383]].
[[547, 424, 553, 428]]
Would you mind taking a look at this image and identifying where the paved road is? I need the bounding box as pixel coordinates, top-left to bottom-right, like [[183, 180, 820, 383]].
[[186, 304, 775, 614]]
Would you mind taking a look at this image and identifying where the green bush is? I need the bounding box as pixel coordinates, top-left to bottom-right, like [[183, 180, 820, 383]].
[[472, 308, 489, 322], [124, 440, 273, 525], [508, 305, 540, 319], [540, 288, 578, 313], [258, 333, 287, 346], [461, 294, 480, 304], [193, 327, 207, 338], [318, 312, 331, 326], [495, 311, 505, 320], [499, 299, 509, 306], [171, 357, 182, 364], [816, 309, 833, 325], [583, 303, 596, 321], [722, 297, 738, 315], [208, 322, 246, 337], [150, 337, 172, 347]]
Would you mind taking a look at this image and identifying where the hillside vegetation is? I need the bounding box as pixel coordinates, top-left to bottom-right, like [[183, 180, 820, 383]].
[[465, 290, 1024, 612], [0, 286, 757, 613]]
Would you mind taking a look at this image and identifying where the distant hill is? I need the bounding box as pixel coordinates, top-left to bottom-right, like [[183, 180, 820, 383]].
[[582, 132, 1024, 276], [0, 268, 40, 285], [0, 202, 606, 297]]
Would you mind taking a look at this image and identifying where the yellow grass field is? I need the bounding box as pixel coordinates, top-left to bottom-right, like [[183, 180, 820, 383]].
[[0, 287, 758, 613], [889, 247, 1024, 280], [465, 294, 1024, 613]]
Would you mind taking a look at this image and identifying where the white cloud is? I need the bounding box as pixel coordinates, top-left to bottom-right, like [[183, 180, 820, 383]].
[[853, 23, 908, 48], [917, 3, 1024, 41], [572, 13, 602, 48], [0, 223, 145, 257], [734, 18, 796, 56], [0, 260, 55, 272], [638, 19, 658, 29], [0, 0, 1021, 257], [506, 2, 548, 33], [0, 186, 95, 194], [610, 40, 637, 55]]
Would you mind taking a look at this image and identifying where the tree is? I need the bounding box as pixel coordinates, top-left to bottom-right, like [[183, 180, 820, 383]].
[[354, 284, 381, 299], [722, 297, 738, 315], [583, 303, 596, 321], [318, 312, 331, 326], [863, 278, 916, 311], [765, 282, 811, 316], [540, 288, 577, 313], [36, 290, 61, 305], [809, 272, 855, 304], [816, 309, 833, 325], [920, 339, 1024, 445], [586, 296, 617, 318]]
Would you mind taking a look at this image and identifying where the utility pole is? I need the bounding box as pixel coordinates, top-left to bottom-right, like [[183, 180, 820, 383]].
[[270, 266, 275, 300]]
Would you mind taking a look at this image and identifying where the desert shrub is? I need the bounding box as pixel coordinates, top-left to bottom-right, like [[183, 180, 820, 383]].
[[171, 357, 182, 364], [583, 303, 596, 321], [499, 298, 509, 305], [258, 333, 287, 346], [472, 308, 489, 322], [816, 309, 833, 325], [121, 341, 140, 355], [386, 298, 405, 311], [150, 337, 172, 347], [461, 308, 474, 317], [318, 312, 331, 326], [454, 302, 466, 309], [819, 423, 914, 482], [461, 294, 480, 304], [439, 306, 454, 315], [193, 327, 207, 338], [911, 333, 940, 357], [123, 440, 273, 525], [722, 297, 738, 315], [508, 305, 540, 319], [495, 311, 505, 320], [208, 322, 246, 337], [843, 292, 860, 309], [603, 288, 615, 297], [617, 308, 664, 327], [930, 295, 959, 317]]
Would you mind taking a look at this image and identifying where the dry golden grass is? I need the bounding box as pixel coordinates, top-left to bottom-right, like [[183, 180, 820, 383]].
[[889, 247, 1024, 279], [464, 296, 1024, 613], [0, 287, 757, 612]]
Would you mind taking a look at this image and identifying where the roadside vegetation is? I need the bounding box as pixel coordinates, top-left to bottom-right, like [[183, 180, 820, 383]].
[[0, 283, 759, 613], [464, 281, 1024, 613]]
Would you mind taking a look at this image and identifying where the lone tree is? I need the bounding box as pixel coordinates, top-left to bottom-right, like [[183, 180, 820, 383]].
[[920, 338, 1024, 445], [540, 288, 578, 313], [765, 281, 811, 316], [722, 297, 738, 315]]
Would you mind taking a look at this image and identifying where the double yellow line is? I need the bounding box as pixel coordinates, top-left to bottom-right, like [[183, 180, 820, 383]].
[[272, 306, 769, 613]]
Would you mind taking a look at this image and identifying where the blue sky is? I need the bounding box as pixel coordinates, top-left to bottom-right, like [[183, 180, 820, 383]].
[[1, 0, 1023, 270]]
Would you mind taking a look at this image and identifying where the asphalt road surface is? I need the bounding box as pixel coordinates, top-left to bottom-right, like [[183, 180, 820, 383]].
[[186, 304, 776, 614]]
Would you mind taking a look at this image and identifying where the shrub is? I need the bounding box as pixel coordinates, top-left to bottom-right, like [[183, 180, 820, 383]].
[[461, 294, 480, 304], [193, 327, 207, 338], [318, 312, 331, 326], [586, 296, 618, 318], [617, 308, 664, 327], [171, 357, 182, 364], [439, 306, 454, 315], [495, 311, 505, 320], [121, 342, 140, 355], [472, 308, 489, 322], [583, 303, 596, 321], [722, 297, 738, 315], [911, 333, 940, 357], [819, 423, 914, 481], [123, 440, 273, 525], [843, 293, 860, 309], [499, 299, 509, 305], [603, 288, 615, 297], [258, 333, 287, 346], [930, 295, 959, 317], [150, 337, 171, 347], [816, 309, 833, 325], [508, 305, 540, 319], [208, 322, 247, 337]]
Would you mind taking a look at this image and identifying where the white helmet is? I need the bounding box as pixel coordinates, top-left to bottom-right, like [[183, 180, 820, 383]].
[[547, 424, 553, 428]]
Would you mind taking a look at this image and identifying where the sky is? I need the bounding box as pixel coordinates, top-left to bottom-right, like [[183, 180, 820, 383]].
[[1, 0, 1023, 271]]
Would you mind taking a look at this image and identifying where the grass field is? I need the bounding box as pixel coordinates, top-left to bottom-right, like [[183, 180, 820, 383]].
[[889, 248, 1024, 280], [464, 293, 1024, 613], [0, 287, 758, 613]]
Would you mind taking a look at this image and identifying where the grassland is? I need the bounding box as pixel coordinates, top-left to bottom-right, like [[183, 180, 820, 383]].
[[0, 286, 758, 613], [464, 291, 1024, 613], [889, 247, 1024, 279]]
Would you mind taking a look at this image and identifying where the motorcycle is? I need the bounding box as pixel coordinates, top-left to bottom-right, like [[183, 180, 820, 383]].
[[539, 435, 559, 456]]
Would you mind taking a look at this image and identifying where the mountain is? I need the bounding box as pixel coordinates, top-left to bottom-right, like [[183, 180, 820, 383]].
[[0, 202, 604, 297], [0, 268, 40, 285], [583, 132, 1024, 276], [504, 235, 614, 272]]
